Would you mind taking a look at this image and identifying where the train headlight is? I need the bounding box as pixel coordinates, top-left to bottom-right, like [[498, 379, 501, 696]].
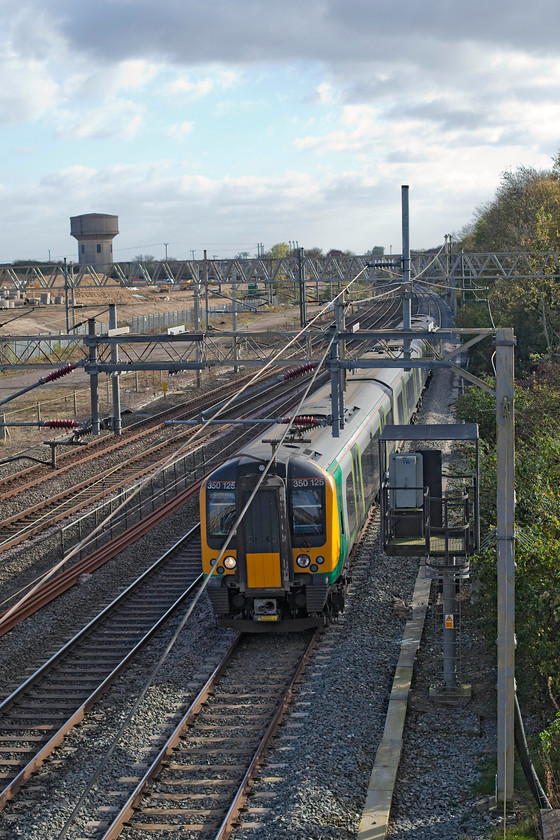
[[316, 556, 325, 565], [296, 554, 311, 568], [223, 556, 237, 570]]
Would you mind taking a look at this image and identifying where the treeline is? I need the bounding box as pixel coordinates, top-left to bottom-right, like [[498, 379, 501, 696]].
[[454, 152, 560, 804], [455, 153, 560, 369]]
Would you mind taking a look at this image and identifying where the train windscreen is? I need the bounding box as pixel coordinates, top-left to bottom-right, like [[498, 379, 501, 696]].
[[207, 488, 236, 538], [290, 482, 326, 545]]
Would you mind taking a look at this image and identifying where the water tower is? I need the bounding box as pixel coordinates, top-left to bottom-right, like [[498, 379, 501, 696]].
[[70, 213, 119, 269]]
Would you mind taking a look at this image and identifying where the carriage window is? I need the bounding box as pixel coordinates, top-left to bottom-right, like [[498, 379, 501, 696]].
[[346, 471, 357, 535], [352, 445, 364, 513], [397, 392, 404, 422], [207, 489, 236, 538], [361, 435, 380, 500]]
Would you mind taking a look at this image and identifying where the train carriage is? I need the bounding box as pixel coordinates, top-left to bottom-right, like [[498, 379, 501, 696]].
[[200, 316, 435, 631]]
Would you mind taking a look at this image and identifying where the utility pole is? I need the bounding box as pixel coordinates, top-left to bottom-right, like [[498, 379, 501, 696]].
[[63, 258, 70, 333], [88, 318, 100, 435], [401, 186, 412, 365], [164, 243, 169, 261], [69, 262, 75, 329], [232, 279, 239, 373], [298, 247, 307, 327], [193, 267, 202, 388], [496, 327, 516, 803], [203, 249, 209, 332], [109, 304, 122, 436]]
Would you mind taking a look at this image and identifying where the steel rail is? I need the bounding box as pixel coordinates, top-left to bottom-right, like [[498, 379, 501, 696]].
[[97, 630, 319, 840], [0, 526, 202, 809], [0, 372, 330, 632], [0, 374, 311, 552], [0, 477, 205, 637], [0, 425, 212, 551], [0, 369, 264, 498], [213, 629, 319, 840]]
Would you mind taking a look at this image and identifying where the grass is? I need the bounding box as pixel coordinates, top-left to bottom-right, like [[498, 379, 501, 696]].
[[470, 753, 542, 840]]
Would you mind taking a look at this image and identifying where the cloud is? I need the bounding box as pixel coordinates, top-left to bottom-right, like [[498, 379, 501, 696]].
[[0, 156, 486, 262], [165, 121, 194, 141], [54, 99, 146, 141], [1, 0, 560, 260], [19, 0, 560, 66], [165, 69, 239, 99], [0, 54, 58, 123]]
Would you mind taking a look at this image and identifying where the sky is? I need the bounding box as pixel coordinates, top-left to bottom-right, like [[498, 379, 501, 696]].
[[1, 0, 559, 264]]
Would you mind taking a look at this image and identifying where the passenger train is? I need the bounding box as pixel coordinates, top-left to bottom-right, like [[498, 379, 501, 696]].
[[200, 314, 436, 631]]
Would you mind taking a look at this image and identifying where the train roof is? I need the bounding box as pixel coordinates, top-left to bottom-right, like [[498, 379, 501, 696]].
[[221, 325, 434, 472]]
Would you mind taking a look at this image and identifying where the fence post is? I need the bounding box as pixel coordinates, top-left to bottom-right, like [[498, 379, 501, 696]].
[[0, 413, 9, 440]]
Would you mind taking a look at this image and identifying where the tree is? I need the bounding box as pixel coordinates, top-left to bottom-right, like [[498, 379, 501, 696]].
[[327, 249, 355, 257], [266, 243, 290, 259], [305, 247, 324, 259], [458, 154, 560, 365], [465, 163, 560, 253]]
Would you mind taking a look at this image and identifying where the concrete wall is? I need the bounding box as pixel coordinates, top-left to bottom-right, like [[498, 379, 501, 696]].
[[70, 213, 119, 269]]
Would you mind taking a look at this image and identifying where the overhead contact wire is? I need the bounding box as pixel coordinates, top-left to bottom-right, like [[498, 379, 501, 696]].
[[0, 268, 365, 632]]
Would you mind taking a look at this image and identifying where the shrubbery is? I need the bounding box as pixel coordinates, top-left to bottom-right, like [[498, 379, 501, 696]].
[[455, 367, 560, 801]]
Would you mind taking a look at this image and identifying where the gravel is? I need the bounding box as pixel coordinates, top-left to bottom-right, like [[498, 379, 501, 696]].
[[0, 305, 507, 839]]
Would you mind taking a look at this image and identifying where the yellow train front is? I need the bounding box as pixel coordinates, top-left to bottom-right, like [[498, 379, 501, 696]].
[[200, 449, 345, 631]]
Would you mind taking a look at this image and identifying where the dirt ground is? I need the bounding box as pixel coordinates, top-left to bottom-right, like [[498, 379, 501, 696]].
[[0, 285, 320, 456], [0, 284, 309, 336], [0, 286, 199, 336]]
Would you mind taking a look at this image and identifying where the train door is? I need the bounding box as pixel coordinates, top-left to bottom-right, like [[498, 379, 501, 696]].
[[235, 474, 293, 593]]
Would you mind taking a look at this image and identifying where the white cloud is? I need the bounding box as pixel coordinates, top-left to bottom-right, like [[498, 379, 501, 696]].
[[166, 69, 239, 100], [1, 0, 560, 260], [168, 77, 214, 98], [0, 54, 58, 123], [54, 99, 146, 141], [165, 121, 194, 141]]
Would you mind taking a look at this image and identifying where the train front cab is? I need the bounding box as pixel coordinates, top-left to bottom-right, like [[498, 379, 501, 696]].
[[202, 455, 342, 631]]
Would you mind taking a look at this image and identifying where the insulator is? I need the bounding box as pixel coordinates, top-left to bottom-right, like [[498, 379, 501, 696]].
[[44, 363, 77, 383], [43, 419, 80, 429], [281, 415, 321, 428], [283, 362, 317, 380], [73, 425, 92, 437]]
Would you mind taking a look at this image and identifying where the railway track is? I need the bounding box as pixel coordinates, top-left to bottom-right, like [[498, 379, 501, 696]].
[[0, 293, 404, 501], [0, 526, 203, 810], [0, 372, 268, 501], [0, 374, 318, 553], [93, 631, 318, 839], [0, 292, 451, 838], [0, 525, 319, 837]]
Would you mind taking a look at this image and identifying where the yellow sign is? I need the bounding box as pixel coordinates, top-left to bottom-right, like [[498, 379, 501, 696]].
[[445, 614, 454, 629], [162, 382, 167, 393]]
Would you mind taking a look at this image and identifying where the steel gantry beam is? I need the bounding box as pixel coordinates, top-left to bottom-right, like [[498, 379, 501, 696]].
[[2, 251, 560, 292]]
